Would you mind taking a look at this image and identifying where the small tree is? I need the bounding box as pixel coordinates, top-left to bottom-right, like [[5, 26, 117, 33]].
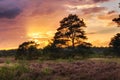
[[109, 33, 120, 56], [53, 14, 87, 48], [15, 41, 39, 60]]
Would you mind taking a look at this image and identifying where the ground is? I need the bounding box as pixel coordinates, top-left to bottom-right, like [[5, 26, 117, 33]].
[[0, 57, 120, 80]]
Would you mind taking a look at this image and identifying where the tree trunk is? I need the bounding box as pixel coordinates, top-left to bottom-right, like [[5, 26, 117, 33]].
[[72, 38, 75, 49]]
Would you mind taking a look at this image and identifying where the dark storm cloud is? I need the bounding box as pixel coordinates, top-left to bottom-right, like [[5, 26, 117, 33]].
[[0, 0, 23, 19], [0, 8, 22, 19]]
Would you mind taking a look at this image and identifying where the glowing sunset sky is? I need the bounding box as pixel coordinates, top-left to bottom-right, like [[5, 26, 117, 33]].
[[0, 0, 120, 49]]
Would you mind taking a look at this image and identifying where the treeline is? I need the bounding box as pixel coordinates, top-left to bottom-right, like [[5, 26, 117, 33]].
[[0, 47, 117, 59], [1, 14, 120, 60], [0, 49, 16, 57]]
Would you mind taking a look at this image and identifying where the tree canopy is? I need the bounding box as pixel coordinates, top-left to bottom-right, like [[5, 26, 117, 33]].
[[52, 14, 87, 48], [109, 33, 120, 56], [16, 41, 39, 60], [112, 15, 120, 27], [112, 3, 120, 27]]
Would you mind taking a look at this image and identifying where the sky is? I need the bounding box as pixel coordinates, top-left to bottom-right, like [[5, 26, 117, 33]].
[[0, 0, 120, 50]]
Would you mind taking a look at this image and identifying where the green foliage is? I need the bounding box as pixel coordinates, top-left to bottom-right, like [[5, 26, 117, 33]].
[[0, 67, 15, 80], [15, 41, 39, 60], [0, 63, 29, 80], [5, 59, 10, 65], [14, 64, 29, 77], [41, 67, 52, 75]]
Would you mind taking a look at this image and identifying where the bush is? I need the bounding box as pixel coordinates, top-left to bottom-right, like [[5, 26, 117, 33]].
[[15, 41, 40, 60]]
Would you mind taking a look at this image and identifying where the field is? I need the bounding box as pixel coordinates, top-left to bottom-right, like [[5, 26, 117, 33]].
[[0, 57, 120, 80]]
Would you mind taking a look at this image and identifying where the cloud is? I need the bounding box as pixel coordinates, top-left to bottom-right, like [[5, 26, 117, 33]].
[[65, 0, 113, 6], [98, 11, 118, 20], [0, 27, 18, 32], [0, 0, 113, 18], [107, 10, 116, 14], [64, 4, 100, 11], [0, 8, 21, 19], [87, 27, 117, 35], [25, 0, 66, 16], [96, 28, 117, 34], [87, 32, 96, 35], [0, 0, 22, 19], [92, 0, 112, 3], [82, 7, 106, 14], [22, 0, 112, 16]]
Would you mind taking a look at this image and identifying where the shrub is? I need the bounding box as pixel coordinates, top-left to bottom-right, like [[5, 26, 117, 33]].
[[15, 41, 40, 60]]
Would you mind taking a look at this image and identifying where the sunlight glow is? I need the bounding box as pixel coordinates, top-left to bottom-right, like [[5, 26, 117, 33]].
[[27, 32, 51, 48], [65, 4, 100, 9]]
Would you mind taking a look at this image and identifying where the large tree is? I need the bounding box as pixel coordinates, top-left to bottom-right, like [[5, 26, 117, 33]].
[[109, 33, 120, 56], [53, 14, 87, 48]]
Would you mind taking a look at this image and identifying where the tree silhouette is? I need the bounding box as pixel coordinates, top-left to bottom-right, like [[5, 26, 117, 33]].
[[110, 3, 120, 56], [112, 15, 120, 27], [15, 41, 39, 60], [53, 14, 87, 48], [112, 3, 120, 27], [109, 33, 120, 56]]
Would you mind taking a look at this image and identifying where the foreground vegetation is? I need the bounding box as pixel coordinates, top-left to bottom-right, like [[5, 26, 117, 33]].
[[0, 58, 120, 80]]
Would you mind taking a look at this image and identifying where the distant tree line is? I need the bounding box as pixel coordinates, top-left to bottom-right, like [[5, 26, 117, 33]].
[[0, 49, 16, 57]]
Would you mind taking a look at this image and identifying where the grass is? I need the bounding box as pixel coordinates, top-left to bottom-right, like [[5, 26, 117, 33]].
[[88, 57, 120, 64], [0, 63, 29, 80], [41, 67, 53, 75], [0, 57, 120, 80]]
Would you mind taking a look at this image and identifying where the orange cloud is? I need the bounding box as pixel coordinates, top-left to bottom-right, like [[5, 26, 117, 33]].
[[98, 11, 118, 20]]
